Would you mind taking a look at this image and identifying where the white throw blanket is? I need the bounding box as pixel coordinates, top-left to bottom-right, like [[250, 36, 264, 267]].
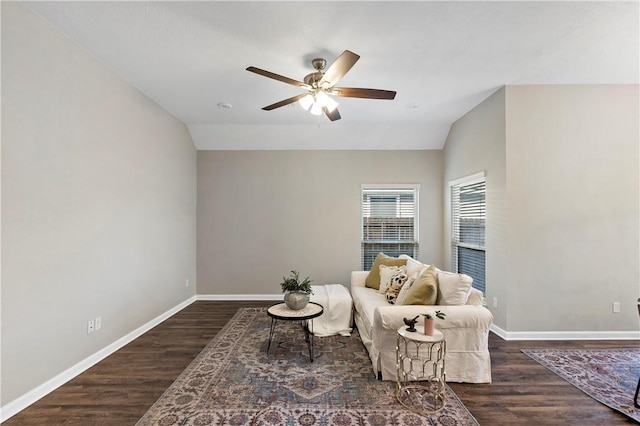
[[309, 284, 353, 337]]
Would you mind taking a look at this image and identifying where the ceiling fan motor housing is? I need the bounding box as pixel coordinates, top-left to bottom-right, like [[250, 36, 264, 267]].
[[311, 58, 326, 71], [303, 58, 328, 87], [303, 71, 324, 87]]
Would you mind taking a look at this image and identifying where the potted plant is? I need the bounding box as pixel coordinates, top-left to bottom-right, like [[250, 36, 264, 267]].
[[421, 310, 446, 336], [280, 270, 313, 310]]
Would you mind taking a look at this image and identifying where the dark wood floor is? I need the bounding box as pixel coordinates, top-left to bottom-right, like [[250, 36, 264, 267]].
[[3, 301, 639, 425]]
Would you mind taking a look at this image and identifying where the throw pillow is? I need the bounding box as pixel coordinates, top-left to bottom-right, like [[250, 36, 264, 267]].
[[399, 254, 428, 277], [395, 265, 428, 305], [436, 271, 473, 305], [385, 271, 409, 304], [379, 265, 406, 294], [365, 253, 407, 290], [395, 276, 414, 305], [401, 265, 438, 305]]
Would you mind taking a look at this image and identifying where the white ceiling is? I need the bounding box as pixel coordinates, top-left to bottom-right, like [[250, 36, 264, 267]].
[[25, 1, 639, 150]]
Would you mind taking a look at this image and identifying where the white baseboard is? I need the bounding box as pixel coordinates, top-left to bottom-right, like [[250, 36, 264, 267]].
[[0, 296, 197, 423], [491, 324, 640, 340], [6, 297, 636, 421], [197, 294, 282, 301]]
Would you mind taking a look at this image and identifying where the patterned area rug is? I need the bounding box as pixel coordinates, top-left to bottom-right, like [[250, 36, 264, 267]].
[[522, 348, 640, 422], [137, 307, 479, 425]]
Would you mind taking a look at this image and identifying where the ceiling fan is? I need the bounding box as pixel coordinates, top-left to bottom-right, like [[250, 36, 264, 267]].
[[246, 50, 396, 122]]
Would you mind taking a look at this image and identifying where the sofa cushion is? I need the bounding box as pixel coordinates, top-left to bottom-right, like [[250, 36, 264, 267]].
[[401, 265, 438, 305], [384, 271, 409, 304], [378, 264, 406, 294], [365, 253, 407, 290], [351, 286, 387, 332], [437, 271, 473, 305]]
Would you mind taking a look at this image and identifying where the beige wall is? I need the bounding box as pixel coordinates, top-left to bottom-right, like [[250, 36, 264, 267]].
[[444, 84, 639, 333], [505, 85, 639, 332], [443, 88, 507, 328], [197, 150, 444, 294], [3, 1, 637, 413], [1, 3, 197, 405]]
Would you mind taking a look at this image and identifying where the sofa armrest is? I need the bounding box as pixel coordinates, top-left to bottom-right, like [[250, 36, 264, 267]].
[[466, 288, 485, 306], [351, 271, 369, 288], [369, 302, 494, 382], [373, 304, 493, 334]]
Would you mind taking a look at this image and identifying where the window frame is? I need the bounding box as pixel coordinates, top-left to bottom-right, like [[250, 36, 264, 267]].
[[360, 184, 420, 270], [449, 172, 486, 294]]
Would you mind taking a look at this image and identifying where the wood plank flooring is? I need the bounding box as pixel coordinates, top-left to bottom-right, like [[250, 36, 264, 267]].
[[3, 301, 639, 425]]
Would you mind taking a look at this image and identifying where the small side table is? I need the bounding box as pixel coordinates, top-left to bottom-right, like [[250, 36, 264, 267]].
[[266, 302, 324, 362], [396, 325, 446, 414]]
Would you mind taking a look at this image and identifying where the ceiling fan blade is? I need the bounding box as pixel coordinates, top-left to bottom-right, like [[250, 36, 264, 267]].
[[331, 87, 396, 100], [319, 50, 360, 87], [323, 107, 341, 121], [246, 66, 311, 89], [262, 93, 309, 111]]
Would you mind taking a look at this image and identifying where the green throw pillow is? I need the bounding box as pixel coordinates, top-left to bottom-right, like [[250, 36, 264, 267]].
[[402, 265, 438, 305], [365, 253, 407, 290]]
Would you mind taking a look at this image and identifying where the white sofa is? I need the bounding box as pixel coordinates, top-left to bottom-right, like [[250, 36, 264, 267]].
[[351, 270, 493, 383]]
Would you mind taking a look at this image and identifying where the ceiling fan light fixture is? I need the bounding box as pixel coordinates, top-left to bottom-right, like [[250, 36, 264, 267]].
[[310, 102, 323, 116], [316, 91, 338, 112], [299, 94, 314, 111], [325, 96, 339, 113]]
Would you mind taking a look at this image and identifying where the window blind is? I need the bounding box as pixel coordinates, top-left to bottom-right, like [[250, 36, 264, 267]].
[[361, 186, 419, 270], [451, 176, 486, 293]]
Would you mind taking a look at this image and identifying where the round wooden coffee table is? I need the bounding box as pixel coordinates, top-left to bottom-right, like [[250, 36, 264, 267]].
[[266, 302, 323, 362]]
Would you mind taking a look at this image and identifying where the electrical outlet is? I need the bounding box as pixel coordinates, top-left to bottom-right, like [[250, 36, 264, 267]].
[[612, 302, 621, 313], [87, 320, 95, 334], [493, 297, 498, 308], [185, 278, 190, 288], [95, 317, 102, 331]]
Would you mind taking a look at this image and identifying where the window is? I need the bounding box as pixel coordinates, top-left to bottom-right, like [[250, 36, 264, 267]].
[[361, 185, 419, 270], [451, 173, 486, 294]]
